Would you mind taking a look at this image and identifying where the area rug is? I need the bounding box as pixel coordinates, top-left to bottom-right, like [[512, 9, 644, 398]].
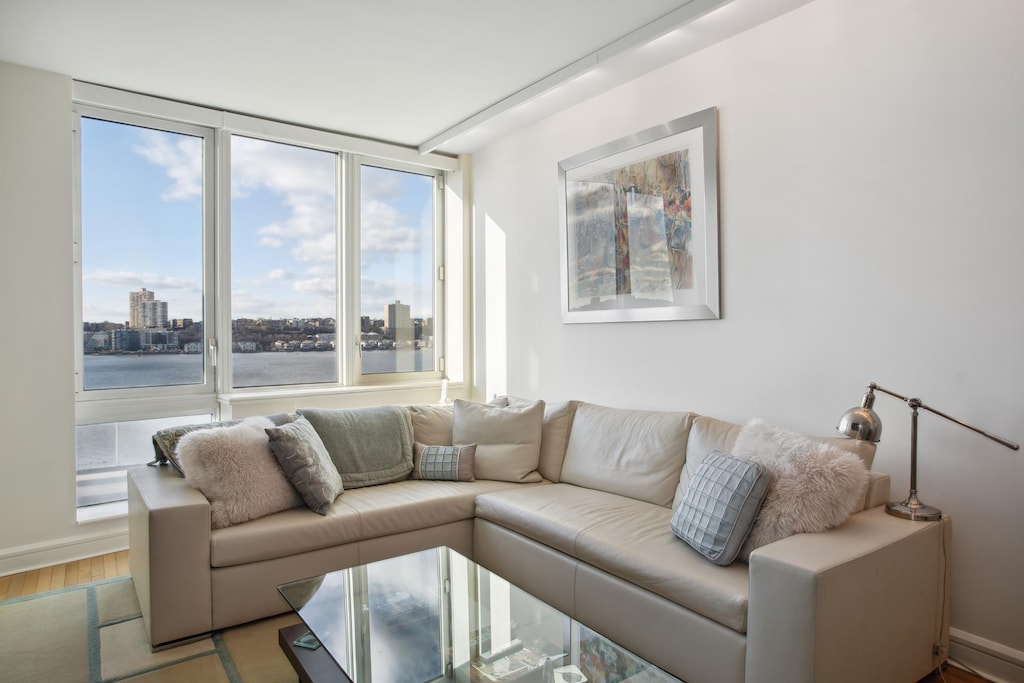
[[0, 577, 302, 682]]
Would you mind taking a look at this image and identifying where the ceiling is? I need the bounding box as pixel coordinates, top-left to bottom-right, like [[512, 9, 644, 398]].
[[0, 0, 810, 155]]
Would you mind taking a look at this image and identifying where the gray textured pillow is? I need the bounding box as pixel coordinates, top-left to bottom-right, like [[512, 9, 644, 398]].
[[411, 443, 476, 481], [177, 417, 305, 528], [297, 406, 413, 488], [266, 416, 344, 515], [671, 450, 769, 566], [452, 398, 544, 483]]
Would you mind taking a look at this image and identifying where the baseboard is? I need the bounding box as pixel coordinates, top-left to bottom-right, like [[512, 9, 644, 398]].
[[950, 627, 1024, 683], [0, 528, 129, 577]]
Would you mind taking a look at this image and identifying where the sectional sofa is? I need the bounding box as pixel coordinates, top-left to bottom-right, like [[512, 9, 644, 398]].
[[127, 398, 951, 683]]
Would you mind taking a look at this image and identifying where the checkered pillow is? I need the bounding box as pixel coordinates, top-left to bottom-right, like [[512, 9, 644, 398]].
[[671, 450, 769, 565], [411, 443, 476, 481]]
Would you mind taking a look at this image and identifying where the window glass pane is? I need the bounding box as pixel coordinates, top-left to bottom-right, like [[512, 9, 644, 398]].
[[75, 414, 211, 507], [231, 136, 338, 387], [80, 117, 205, 390], [360, 165, 435, 375]]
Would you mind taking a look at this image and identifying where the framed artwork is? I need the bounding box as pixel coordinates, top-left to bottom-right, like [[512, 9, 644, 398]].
[[558, 107, 720, 323]]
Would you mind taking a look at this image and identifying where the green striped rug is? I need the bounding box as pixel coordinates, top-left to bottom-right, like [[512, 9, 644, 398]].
[[0, 577, 301, 682]]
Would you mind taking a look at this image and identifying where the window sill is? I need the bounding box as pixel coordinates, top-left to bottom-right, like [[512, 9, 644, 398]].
[[76, 500, 128, 524]]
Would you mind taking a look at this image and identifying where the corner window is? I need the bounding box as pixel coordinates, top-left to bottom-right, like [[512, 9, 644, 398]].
[[72, 88, 455, 509]]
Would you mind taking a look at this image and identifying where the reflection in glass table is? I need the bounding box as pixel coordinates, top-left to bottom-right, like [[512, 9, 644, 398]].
[[278, 546, 681, 683]]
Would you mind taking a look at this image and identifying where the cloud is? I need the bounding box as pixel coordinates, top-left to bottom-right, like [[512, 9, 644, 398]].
[[361, 200, 420, 254], [361, 166, 404, 202], [133, 130, 203, 201], [232, 137, 338, 265], [84, 270, 199, 292], [268, 269, 293, 281]]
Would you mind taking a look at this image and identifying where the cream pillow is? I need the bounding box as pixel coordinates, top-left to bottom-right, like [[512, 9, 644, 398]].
[[452, 398, 544, 483], [177, 417, 304, 528]]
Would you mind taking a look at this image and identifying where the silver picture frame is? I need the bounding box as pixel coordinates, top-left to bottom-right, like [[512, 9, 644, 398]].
[[558, 107, 720, 323]]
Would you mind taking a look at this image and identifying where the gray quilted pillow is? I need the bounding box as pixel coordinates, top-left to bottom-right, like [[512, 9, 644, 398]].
[[670, 450, 769, 565]]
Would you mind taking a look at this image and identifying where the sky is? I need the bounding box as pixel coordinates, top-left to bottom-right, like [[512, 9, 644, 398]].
[[80, 117, 435, 325]]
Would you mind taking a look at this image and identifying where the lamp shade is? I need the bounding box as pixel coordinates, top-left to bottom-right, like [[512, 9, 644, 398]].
[[836, 390, 882, 443]]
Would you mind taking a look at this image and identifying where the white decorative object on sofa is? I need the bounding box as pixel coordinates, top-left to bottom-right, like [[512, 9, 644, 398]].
[[177, 417, 304, 529], [731, 418, 870, 559]]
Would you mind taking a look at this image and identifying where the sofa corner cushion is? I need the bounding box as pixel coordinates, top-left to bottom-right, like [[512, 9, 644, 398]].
[[408, 403, 454, 446], [560, 403, 695, 507], [670, 450, 769, 565], [412, 442, 476, 481], [297, 406, 413, 488], [452, 398, 544, 483], [266, 416, 344, 515], [177, 417, 305, 528], [732, 419, 870, 560], [540, 399, 581, 482]]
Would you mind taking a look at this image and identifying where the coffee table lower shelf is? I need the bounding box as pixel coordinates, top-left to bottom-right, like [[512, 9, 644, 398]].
[[279, 622, 352, 683]]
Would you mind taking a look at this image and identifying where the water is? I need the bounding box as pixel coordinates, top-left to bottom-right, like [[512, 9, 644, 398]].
[[82, 349, 432, 390], [77, 350, 433, 477]]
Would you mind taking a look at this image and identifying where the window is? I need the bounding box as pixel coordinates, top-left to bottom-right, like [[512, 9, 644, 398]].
[[230, 136, 339, 388], [72, 85, 458, 511], [78, 116, 210, 391]]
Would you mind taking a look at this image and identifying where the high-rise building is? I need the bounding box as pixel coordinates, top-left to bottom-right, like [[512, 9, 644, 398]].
[[140, 300, 168, 329], [129, 288, 155, 328], [384, 300, 412, 343]]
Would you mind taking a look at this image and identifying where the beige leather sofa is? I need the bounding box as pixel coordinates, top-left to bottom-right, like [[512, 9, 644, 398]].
[[127, 400, 951, 683]]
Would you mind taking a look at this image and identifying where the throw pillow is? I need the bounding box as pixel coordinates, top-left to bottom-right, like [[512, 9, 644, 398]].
[[266, 416, 344, 515], [177, 417, 305, 529], [452, 398, 544, 483], [732, 419, 869, 560], [411, 443, 476, 481], [297, 406, 414, 488], [670, 450, 769, 565]]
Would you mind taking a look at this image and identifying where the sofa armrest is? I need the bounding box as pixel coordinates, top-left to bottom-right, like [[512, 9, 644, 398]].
[[128, 464, 213, 648], [746, 505, 951, 683]]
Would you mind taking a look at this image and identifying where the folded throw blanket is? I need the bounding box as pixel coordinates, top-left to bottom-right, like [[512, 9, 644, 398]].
[[297, 406, 414, 488]]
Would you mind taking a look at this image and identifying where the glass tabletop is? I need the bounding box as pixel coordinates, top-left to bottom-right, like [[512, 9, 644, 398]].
[[278, 546, 680, 683]]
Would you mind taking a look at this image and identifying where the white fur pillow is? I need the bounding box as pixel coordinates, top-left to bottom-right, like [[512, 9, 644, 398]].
[[177, 417, 304, 529], [732, 419, 869, 560]]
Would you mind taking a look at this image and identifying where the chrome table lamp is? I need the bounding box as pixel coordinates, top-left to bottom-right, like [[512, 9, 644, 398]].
[[837, 382, 1020, 521]]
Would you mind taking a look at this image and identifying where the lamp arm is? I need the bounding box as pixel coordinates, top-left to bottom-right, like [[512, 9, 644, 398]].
[[869, 382, 1020, 451]]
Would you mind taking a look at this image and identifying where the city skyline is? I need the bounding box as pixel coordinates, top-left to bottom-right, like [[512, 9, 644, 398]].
[[80, 118, 435, 326]]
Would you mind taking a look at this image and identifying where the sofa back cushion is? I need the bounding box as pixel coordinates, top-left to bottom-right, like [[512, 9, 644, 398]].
[[673, 415, 878, 510], [537, 400, 581, 482], [407, 404, 454, 446], [453, 398, 544, 483], [560, 403, 695, 507]]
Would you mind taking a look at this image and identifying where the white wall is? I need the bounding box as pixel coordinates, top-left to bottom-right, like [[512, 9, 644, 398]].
[[0, 61, 128, 571], [471, 0, 1024, 676]]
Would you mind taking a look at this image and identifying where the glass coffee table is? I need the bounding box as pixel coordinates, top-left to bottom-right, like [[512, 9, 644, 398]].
[[278, 546, 681, 683]]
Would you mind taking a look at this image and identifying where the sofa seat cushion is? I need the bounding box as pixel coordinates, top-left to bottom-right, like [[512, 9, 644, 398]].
[[212, 479, 527, 568], [476, 484, 751, 633]]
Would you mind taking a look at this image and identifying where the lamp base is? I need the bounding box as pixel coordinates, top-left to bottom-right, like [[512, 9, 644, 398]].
[[886, 491, 942, 521]]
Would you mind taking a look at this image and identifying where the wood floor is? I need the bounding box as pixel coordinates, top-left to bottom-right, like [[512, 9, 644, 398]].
[[0, 550, 129, 601], [0, 551, 992, 683]]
